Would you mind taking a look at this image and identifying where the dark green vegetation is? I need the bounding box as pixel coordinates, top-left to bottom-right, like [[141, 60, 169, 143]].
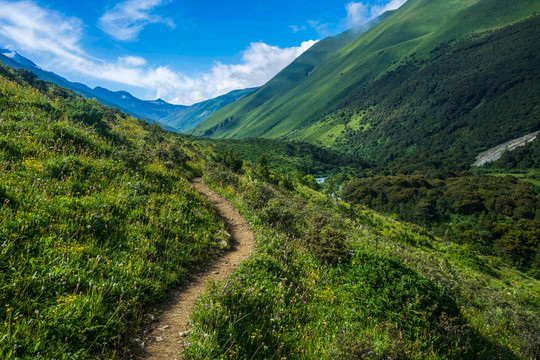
[[342, 172, 540, 276], [193, 0, 540, 173], [196, 137, 371, 177], [183, 161, 540, 359], [321, 15, 540, 169], [0, 63, 230, 359]]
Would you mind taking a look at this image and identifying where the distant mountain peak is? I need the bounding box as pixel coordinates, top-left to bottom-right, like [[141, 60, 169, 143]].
[[151, 98, 169, 105], [0, 45, 252, 132], [0, 46, 38, 67]]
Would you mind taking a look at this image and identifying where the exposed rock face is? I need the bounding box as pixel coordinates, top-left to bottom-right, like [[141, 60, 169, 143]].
[[473, 131, 539, 167]]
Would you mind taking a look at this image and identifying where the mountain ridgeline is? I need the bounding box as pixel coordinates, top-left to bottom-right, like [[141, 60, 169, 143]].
[[0, 47, 255, 132], [188, 11, 392, 138], [193, 0, 540, 170], [162, 88, 256, 133]]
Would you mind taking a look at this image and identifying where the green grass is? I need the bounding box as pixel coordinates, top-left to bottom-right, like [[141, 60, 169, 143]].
[[192, 0, 540, 143], [183, 163, 540, 359], [0, 65, 228, 359]]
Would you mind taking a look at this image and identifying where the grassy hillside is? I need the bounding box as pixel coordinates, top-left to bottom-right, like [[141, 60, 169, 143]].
[[190, 12, 391, 137], [192, 0, 540, 149], [0, 63, 230, 359], [182, 159, 540, 359]]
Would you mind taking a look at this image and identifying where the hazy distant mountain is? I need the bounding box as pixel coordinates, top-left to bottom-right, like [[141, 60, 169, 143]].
[[0, 47, 253, 131], [0, 47, 149, 119], [164, 88, 256, 133]]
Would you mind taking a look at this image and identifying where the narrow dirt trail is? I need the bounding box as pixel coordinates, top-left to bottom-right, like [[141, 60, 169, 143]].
[[137, 178, 255, 360]]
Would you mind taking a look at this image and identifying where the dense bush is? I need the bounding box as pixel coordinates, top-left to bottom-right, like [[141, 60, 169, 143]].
[[328, 15, 540, 171], [343, 172, 540, 273]]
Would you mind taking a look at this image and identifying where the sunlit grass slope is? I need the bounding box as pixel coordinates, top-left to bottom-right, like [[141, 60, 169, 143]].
[[183, 160, 540, 359], [193, 0, 540, 143], [0, 65, 228, 359], [189, 11, 391, 138]]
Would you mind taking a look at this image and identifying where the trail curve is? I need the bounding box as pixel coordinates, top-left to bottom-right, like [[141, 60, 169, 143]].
[[137, 178, 255, 359]]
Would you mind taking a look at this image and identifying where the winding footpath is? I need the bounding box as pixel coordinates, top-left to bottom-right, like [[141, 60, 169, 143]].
[[137, 178, 255, 359]]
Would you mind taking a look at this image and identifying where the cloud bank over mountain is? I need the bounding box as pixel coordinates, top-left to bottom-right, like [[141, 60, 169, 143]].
[[0, 0, 317, 105]]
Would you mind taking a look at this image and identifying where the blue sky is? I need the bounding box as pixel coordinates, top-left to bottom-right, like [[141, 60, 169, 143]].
[[0, 0, 407, 105]]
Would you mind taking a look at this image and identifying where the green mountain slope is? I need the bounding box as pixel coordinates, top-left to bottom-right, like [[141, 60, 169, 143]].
[[190, 11, 392, 137], [193, 0, 540, 146], [163, 87, 256, 132], [299, 14, 540, 170]]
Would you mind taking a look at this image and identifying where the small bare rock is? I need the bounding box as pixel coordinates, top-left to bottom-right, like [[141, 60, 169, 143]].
[[156, 336, 164, 342], [146, 313, 156, 321], [213, 271, 219, 274], [179, 331, 190, 337], [220, 239, 229, 247], [158, 325, 170, 331]]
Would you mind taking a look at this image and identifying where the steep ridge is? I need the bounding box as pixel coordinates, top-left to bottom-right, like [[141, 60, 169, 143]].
[[190, 11, 392, 137], [193, 0, 540, 142], [307, 14, 540, 169]]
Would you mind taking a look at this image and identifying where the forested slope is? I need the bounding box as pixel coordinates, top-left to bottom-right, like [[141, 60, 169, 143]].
[[193, 0, 540, 148], [306, 15, 540, 170]]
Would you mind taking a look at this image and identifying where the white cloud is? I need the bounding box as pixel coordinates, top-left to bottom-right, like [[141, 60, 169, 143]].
[[307, 20, 330, 36], [289, 25, 306, 33], [99, 0, 175, 41], [170, 40, 318, 105], [0, 0, 87, 63], [118, 55, 147, 67], [0, 1, 317, 105], [346, 0, 407, 27]]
